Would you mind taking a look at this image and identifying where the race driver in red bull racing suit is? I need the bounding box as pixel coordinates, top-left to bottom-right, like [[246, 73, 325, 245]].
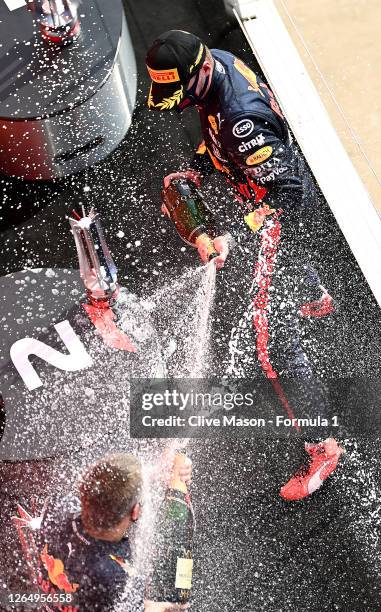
[[146, 30, 344, 501]]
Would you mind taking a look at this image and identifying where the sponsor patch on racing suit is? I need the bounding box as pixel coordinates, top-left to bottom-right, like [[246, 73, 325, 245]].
[[192, 50, 302, 211]]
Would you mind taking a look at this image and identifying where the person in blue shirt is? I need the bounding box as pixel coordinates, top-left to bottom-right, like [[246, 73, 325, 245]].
[[40, 453, 191, 611], [146, 30, 343, 502]]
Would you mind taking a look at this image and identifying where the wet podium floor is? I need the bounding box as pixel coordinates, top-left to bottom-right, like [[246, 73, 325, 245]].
[[0, 1, 380, 610]]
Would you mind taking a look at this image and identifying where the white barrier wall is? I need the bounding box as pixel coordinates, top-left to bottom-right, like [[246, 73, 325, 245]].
[[230, 0, 381, 307]]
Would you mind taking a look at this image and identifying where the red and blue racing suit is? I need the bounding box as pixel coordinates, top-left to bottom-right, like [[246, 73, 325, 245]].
[[184, 49, 329, 378]]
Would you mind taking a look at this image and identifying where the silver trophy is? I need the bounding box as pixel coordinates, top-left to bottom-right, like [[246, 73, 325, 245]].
[[69, 207, 118, 305], [69, 208, 166, 375], [27, 0, 81, 45]]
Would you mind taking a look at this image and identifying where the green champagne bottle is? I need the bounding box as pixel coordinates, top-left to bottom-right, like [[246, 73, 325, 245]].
[[146, 451, 194, 603], [161, 178, 218, 260]]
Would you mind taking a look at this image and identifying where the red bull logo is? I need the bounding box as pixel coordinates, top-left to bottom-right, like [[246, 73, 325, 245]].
[[234, 58, 265, 97], [41, 545, 79, 594]]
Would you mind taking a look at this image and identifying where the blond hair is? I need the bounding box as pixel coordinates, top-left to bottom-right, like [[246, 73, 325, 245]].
[[79, 453, 142, 531]]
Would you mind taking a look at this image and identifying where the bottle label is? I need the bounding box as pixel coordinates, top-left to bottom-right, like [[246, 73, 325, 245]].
[[175, 558, 193, 590]]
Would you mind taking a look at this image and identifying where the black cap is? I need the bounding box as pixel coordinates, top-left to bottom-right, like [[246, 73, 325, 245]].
[[146, 30, 206, 110]]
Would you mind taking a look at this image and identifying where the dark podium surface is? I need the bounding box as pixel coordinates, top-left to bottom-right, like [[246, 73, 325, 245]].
[[0, 0, 122, 119], [0, 0, 136, 179]]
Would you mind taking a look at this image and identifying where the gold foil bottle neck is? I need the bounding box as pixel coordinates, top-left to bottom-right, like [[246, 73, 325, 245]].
[[169, 451, 188, 494]]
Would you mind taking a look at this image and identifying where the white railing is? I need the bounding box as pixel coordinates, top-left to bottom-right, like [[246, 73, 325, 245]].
[[230, 0, 381, 308]]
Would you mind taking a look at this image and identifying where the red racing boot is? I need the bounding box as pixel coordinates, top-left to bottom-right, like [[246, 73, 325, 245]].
[[280, 438, 344, 501], [299, 289, 335, 319]]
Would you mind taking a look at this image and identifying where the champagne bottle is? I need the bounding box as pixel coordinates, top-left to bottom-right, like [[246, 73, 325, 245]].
[[161, 178, 218, 260], [147, 451, 194, 603]]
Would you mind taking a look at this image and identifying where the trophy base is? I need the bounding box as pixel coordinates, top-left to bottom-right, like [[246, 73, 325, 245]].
[[0, 0, 136, 180]]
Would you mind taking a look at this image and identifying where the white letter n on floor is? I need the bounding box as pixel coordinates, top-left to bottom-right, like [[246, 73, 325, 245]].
[[10, 320, 94, 391], [3, 1, 26, 12]]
